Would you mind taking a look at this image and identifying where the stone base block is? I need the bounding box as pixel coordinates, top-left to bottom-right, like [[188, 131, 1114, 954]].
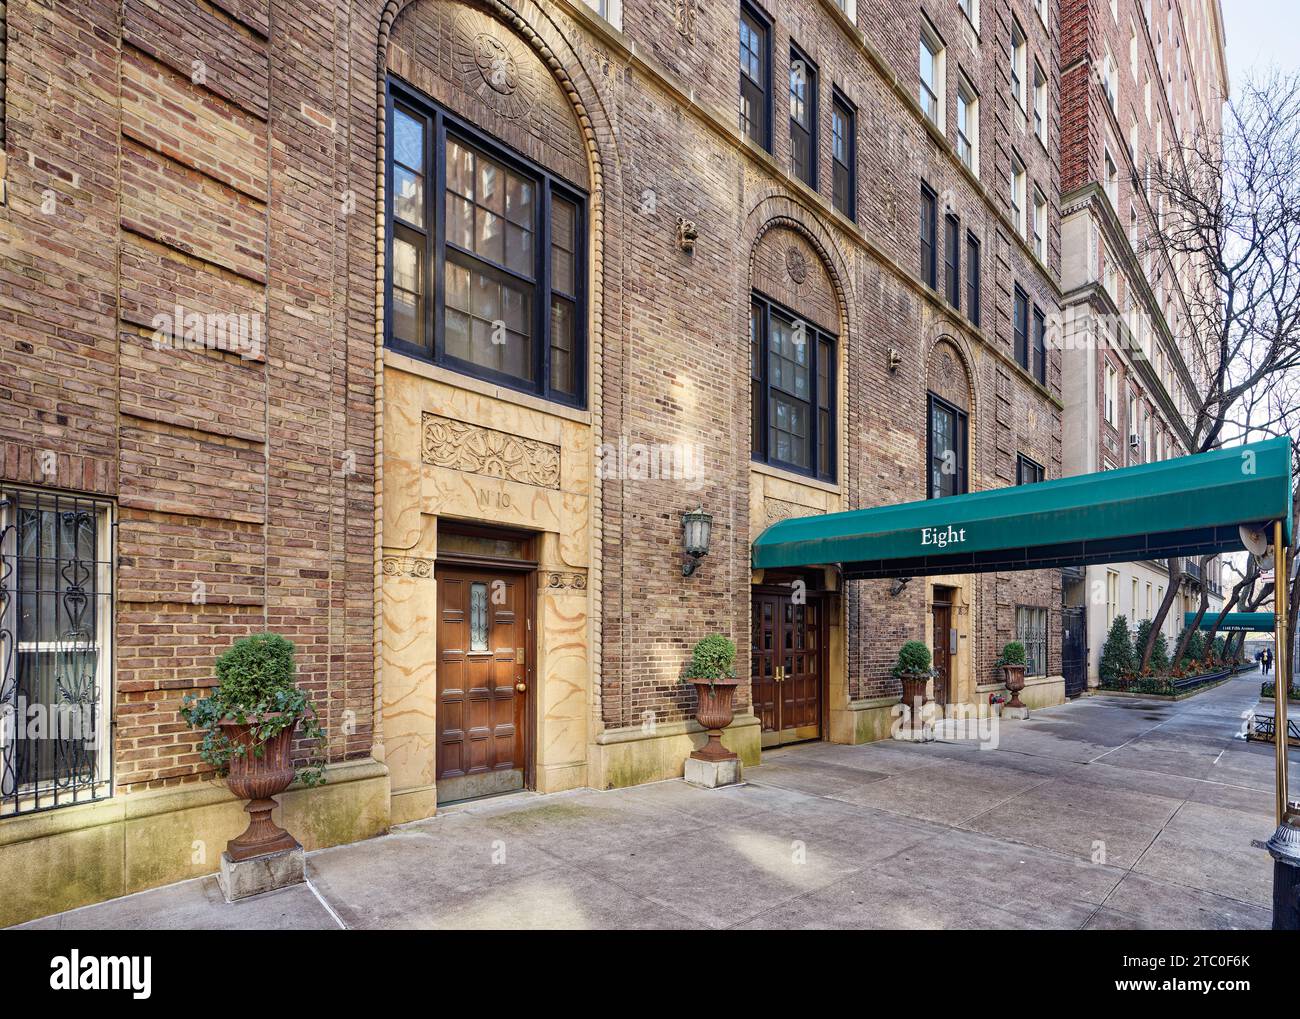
[[684, 756, 743, 789], [1002, 705, 1030, 720], [217, 846, 305, 902]]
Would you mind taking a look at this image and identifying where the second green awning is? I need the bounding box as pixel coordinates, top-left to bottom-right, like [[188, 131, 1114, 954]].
[[1184, 611, 1276, 632], [753, 436, 1293, 580]]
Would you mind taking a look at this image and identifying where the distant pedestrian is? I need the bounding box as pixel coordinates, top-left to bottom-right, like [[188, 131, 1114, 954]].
[[1263, 648, 1273, 675]]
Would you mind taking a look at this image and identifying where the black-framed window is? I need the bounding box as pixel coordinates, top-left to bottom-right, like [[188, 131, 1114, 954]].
[[966, 231, 981, 326], [831, 89, 855, 219], [1031, 304, 1047, 384], [751, 292, 836, 481], [944, 214, 960, 309], [1013, 284, 1029, 370], [789, 45, 817, 188], [1016, 452, 1044, 485], [927, 392, 968, 499], [740, 2, 772, 151], [385, 82, 587, 406], [920, 182, 938, 289]]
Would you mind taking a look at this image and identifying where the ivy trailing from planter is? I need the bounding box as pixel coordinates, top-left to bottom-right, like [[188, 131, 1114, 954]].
[[181, 632, 327, 787]]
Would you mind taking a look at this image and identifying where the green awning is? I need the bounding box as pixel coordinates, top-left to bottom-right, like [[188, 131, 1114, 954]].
[[1184, 611, 1275, 632], [753, 436, 1293, 580]]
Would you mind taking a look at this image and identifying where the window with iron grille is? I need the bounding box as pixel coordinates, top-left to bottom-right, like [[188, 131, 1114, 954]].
[[1016, 606, 1048, 677], [927, 393, 968, 499], [1, 489, 114, 817]]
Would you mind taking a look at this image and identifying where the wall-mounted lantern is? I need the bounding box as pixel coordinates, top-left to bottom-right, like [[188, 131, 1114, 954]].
[[682, 506, 713, 576]]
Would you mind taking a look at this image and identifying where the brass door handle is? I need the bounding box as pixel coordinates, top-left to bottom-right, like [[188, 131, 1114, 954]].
[[515, 682, 527, 693], [775, 666, 785, 683]]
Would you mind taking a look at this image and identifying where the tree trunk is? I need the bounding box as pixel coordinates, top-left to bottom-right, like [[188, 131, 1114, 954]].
[[1140, 557, 1185, 670]]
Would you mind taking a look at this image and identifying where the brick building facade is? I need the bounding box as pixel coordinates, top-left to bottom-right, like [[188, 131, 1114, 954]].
[[1056, 0, 1227, 680], [0, 0, 1066, 924]]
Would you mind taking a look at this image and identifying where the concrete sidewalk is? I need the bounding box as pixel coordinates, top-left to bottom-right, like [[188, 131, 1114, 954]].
[[18, 669, 1288, 929]]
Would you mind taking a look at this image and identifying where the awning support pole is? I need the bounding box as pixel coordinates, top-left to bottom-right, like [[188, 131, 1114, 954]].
[[1267, 518, 1300, 929]]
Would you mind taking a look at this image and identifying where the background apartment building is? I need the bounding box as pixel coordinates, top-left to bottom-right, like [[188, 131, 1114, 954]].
[[0, 0, 1064, 925], [1057, 0, 1227, 682]]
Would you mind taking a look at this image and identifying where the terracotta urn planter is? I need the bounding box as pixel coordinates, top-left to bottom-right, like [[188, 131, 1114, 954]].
[[898, 672, 930, 734], [690, 676, 740, 763], [1002, 664, 1027, 710], [219, 714, 301, 861]]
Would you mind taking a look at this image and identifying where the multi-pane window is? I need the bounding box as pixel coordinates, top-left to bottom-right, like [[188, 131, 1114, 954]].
[[1, 490, 114, 816], [1104, 149, 1119, 207], [1013, 285, 1029, 370], [956, 77, 978, 174], [1106, 570, 1120, 626], [919, 182, 938, 289], [958, 0, 979, 30], [1016, 453, 1045, 485], [386, 87, 587, 405], [919, 24, 943, 127], [831, 90, 855, 219], [789, 46, 817, 188], [582, 0, 622, 27], [750, 293, 836, 481], [927, 393, 968, 499], [944, 214, 960, 309], [1010, 20, 1027, 113], [966, 232, 981, 326], [1016, 606, 1048, 677], [1032, 187, 1046, 260], [1105, 363, 1117, 425], [1033, 62, 1047, 141], [1011, 154, 1026, 237], [1031, 304, 1046, 384], [740, 3, 772, 151]]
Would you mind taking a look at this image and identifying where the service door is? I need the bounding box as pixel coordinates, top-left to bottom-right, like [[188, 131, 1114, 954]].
[[751, 590, 823, 748], [435, 566, 530, 804], [931, 590, 954, 709]]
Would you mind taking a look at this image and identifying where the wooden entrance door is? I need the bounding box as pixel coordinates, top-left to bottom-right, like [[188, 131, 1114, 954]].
[[435, 566, 530, 804], [751, 589, 823, 748], [931, 589, 954, 709]]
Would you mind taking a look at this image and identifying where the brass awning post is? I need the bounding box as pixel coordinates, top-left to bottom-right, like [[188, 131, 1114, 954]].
[[1266, 518, 1300, 929]]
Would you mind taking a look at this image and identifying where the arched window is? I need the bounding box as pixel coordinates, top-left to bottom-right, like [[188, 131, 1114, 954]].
[[385, 81, 587, 407]]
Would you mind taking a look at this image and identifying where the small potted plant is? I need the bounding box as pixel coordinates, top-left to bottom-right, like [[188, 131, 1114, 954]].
[[997, 640, 1028, 712], [182, 633, 325, 862], [682, 634, 740, 762], [893, 640, 935, 734]]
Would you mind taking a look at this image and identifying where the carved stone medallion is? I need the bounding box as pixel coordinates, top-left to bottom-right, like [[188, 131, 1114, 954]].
[[785, 246, 809, 285], [454, 15, 535, 121]]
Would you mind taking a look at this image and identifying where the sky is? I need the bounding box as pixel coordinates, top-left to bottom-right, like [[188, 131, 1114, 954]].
[[1220, 0, 1299, 94]]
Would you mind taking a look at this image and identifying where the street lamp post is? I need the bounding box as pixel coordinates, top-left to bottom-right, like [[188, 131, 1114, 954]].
[[1266, 518, 1300, 929]]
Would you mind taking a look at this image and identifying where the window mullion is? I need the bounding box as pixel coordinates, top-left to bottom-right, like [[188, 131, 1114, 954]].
[[538, 182, 552, 397], [431, 112, 445, 362]]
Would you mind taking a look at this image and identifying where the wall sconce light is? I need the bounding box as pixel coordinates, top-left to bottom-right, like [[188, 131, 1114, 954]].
[[887, 347, 902, 373], [682, 506, 713, 576], [890, 576, 911, 597]]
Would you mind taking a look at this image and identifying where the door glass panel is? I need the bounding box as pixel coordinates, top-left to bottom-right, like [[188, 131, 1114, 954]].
[[469, 582, 488, 652]]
